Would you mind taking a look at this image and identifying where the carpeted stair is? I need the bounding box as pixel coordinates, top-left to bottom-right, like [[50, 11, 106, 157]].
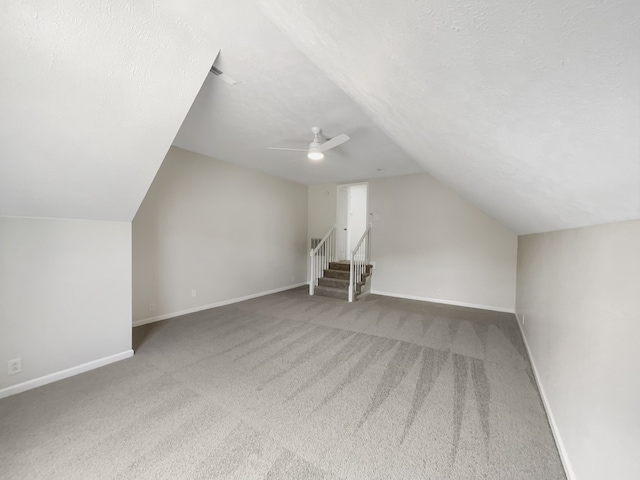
[[314, 262, 372, 300]]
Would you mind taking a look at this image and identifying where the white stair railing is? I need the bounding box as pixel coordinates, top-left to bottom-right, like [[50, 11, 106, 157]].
[[309, 225, 336, 295], [349, 223, 372, 302]]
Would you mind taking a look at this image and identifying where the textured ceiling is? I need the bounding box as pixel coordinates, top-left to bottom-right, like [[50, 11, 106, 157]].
[[255, 0, 640, 234], [0, 1, 219, 221], [172, 0, 422, 185], [2, 1, 637, 234]]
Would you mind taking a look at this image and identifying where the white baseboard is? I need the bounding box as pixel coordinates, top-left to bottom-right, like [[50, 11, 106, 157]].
[[133, 283, 307, 327], [516, 314, 575, 480], [0, 350, 134, 400], [370, 290, 515, 314]]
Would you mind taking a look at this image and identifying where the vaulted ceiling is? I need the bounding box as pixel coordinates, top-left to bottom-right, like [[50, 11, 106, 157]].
[[172, 0, 422, 185], [251, 0, 639, 234], [0, 1, 220, 221], [1, 0, 638, 234]]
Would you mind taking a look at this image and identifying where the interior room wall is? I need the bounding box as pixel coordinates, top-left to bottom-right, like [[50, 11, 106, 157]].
[[307, 173, 517, 311], [370, 173, 517, 311], [0, 217, 132, 397], [516, 219, 640, 480], [308, 183, 338, 245], [132, 147, 308, 324], [307, 183, 338, 280]]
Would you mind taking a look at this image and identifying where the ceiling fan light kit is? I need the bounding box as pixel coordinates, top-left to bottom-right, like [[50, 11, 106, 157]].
[[268, 127, 350, 161], [307, 149, 324, 161]]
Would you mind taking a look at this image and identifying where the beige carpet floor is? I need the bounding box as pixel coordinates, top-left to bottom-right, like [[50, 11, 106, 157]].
[[0, 287, 566, 479]]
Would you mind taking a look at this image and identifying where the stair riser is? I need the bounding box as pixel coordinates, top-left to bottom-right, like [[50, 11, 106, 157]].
[[328, 262, 350, 272], [314, 287, 350, 301], [324, 270, 369, 282], [324, 270, 350, 280], [318, 278, 362, 291]]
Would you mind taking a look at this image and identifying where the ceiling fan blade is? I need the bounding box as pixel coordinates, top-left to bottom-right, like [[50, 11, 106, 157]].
[[268, 147, 308, 152], [319, 134, 350, 152]]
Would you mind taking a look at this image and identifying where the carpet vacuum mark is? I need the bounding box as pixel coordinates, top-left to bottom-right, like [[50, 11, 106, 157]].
[[0, 287, 566, 479]]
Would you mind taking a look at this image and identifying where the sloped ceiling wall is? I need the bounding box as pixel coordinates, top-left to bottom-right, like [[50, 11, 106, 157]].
[[172, 0, 423, 185], [0, 1, 219, 221], [256, 0, 640, 234], [2, 0, 637, 234]]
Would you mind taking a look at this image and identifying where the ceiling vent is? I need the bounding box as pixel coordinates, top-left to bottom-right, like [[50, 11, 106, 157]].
[[209, 65, 238, 85]]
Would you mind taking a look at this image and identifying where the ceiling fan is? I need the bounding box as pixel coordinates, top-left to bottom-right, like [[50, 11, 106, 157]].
[[268, 127, 350, 161]]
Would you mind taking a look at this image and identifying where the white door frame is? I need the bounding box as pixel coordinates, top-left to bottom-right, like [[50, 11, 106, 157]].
[[336, 185, 349, 261], [336, 182, 369, 261]]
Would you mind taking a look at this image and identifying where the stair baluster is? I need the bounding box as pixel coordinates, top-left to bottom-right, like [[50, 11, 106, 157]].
[[309, 225, 336, 296]]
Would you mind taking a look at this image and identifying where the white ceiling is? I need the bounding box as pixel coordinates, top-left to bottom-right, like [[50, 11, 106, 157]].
[[2, 1, 638, 234], [0, 1, 219, 221], [172, 0, 422, 185], [252, 0, 640, 234]]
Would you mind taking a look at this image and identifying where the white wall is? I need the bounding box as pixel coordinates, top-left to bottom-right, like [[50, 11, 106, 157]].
[[307, 173, 518, 311], [370, 174, 517, 311], [307, 183, 337, 280], [308, 183, 338, 244], [516, 219, 640, 480], [0, 217, 132, 396], [132, 147, 308, 324]]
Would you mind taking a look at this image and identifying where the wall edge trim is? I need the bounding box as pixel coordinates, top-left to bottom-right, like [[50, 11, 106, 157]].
[[515, 313, 576, 480], [0, 350, 134, 400], [133, 283, 307, 327], [370, 290, 515, 313]]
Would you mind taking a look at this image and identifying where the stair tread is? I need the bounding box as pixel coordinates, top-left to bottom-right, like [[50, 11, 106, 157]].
[[323, 268, 371, 274], [319, 278, 348, 285], [318, 277, 363, 286], [328, 262, 373, 272]]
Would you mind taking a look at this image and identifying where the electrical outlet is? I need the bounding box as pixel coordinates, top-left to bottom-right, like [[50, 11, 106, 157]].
[[291, 275, 295, 283], [191, 289, 197, 298], [8, 358, 21, 375], [148, 302, 156, 312], [437, 288, 443, 295], [521, 314, 525, 326]]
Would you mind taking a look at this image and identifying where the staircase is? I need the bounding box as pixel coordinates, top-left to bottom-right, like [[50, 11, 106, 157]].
[[314, 261, 373, 301], [310, 223, 372, 302]]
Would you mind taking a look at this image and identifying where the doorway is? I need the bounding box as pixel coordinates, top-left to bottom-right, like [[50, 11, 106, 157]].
[[336, 183, 368, 261]]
